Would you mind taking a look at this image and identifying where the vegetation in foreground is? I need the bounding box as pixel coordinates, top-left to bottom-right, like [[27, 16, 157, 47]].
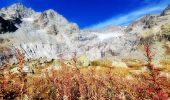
[[0, 45, 170, 100]]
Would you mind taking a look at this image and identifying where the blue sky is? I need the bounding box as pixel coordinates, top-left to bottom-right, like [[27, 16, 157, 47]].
[[0, 0, 170, 29]]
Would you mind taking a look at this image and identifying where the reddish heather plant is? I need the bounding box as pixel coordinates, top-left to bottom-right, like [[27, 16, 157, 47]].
[[15, 48, 27, 100], [4, 48, 10, 65], [15, 48, 25, 68], [142, 44, 168, 100]]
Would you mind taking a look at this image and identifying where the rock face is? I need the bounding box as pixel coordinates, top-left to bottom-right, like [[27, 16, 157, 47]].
[[125, 4, 170, 62], [0, 3, 170, 65], [75, 26, 138, 60]]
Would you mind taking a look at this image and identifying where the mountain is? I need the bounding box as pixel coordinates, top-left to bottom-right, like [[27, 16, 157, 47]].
[[0, 3, 80, 65], [0, 3, 170, 65]]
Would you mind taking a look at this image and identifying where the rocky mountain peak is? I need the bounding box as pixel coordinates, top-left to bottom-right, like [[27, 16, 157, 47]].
[[0, 3, 35, 19], [7, 3, 26, 10], [36, 9, 68, 26], [45, 9, 57, 18]]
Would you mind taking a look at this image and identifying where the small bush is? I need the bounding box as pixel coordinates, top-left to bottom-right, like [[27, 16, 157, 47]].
[[90, 59, 112, 67], [90, 60, 101, 66]]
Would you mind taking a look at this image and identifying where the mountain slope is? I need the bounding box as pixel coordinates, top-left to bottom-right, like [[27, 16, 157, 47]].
[[0, 3, 170, 65]]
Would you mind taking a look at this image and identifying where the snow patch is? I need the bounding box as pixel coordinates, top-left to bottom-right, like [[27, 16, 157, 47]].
[[92, 32, 123, 41], [23, 18, 34, 22]]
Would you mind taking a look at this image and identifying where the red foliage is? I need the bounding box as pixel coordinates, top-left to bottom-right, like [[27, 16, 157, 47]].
[[144, 44, 168, 100]]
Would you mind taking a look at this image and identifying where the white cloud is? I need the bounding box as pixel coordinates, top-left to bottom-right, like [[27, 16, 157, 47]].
[[90, 2, 170, 29]]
